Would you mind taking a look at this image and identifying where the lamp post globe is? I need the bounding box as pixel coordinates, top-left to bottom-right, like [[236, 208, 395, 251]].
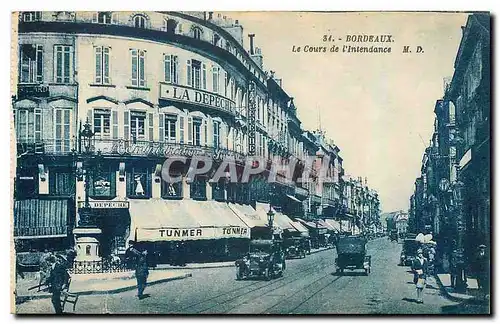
[[80, 118, 94, 154]]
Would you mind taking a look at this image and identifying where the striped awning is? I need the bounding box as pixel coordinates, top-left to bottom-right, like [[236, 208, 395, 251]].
[[14, 199, 70, 238]]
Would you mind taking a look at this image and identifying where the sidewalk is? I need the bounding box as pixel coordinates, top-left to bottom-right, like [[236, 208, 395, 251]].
[[435, 273, 488, 304], [156, 246, 334, 270], [15, 269, 192, 304]]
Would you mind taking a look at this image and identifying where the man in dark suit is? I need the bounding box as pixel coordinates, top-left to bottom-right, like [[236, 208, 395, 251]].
[[47, 255, 70, 314], [135, 250, 149, 299]]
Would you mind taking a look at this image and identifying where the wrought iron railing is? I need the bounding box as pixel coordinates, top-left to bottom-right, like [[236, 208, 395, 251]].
[[70, 259, 131, 274]]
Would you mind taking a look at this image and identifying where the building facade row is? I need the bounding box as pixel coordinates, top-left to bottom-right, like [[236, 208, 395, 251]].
[[13, 11, 379, 262]]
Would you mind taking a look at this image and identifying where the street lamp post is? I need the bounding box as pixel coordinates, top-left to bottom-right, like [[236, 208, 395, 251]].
[[452, 180, 467, 293], [78, 119, 95, 227], [267, 184, 275, 240]]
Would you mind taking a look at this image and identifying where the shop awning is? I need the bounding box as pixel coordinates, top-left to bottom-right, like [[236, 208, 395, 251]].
[[286, 194, 302, 203], [290, 221, 309, 236], [130, 199, 250, 242], [295, 218, 328, 234], [228, 203, 268, 228], [14, 199, 69, 238], [323, 219, 341, 233]]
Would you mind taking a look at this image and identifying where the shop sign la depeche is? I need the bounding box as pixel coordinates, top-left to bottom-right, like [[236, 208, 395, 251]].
[[159, 83, 236, 114]]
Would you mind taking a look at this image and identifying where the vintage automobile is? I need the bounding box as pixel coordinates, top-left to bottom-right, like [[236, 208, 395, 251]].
[[284, 237, 306, 259], [400, 239, 421, 266], [235, 240, 286, 281], [335, 236, 371, 275], [389, 230, 399, 242]]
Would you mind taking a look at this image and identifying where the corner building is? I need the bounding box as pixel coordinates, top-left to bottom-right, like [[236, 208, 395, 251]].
[[14, 11, 317, 263]]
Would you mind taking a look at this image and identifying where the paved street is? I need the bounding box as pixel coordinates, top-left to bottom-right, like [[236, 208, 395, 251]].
[[16, 238, 489, 315]]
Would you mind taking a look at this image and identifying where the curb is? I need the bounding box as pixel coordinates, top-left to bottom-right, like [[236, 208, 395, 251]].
[[156, 247, 334, 270], [15, 273, 192, 304], [434, 274, 485, 305]]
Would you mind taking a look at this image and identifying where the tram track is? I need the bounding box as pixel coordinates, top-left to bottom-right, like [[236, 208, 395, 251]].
[[172, 250, 336, 314]]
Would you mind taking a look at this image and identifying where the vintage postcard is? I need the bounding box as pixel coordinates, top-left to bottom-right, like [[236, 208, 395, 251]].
[[11, 11, 490, 315]]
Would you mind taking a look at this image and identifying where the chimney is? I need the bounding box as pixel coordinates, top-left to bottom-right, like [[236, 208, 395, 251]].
[[248, 34, 255, 55]]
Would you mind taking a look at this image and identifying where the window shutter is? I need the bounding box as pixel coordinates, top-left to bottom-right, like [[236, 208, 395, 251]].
[[112, 110, 118, 139], [164, 54, 171, 83], [87, 109, 93, 127], [179, 115, 185, 144], [95, 47, 102, 84], [111, 12, 118, 24], [227, 125, 232, 150], [36, 45, 43, 83], [124, 111, 130, 140], [186, 60, 192, 86], [207, 118, 213, 147], [187, 116, 193, 144], [131, 49, 138, 86], [34, 109, 42, 142], [203, 119, 208, 146], [92, 12, 98, 23], [103, 47, 110, 84], [202, 63, 207, 90], [110, 169, 117, 197], [158, 113, 165, 142], [148, 112, 154, 141], [139, 50, 145, 87]]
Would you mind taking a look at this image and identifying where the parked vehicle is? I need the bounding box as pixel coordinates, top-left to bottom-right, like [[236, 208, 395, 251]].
[[284, 237, 306, 259], [399, 239, 420, 266], [235, 240, 286, 281], [335, 236, 371, 275], [390, 230, 399, 242]]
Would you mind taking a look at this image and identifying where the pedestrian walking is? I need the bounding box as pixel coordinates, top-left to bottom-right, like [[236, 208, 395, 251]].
[[473, 244, 489, 298], [412, 249, 428, 304], [135, 250, 149, 299], [47, 254, 70, 314], [38, 250, 54, 291]]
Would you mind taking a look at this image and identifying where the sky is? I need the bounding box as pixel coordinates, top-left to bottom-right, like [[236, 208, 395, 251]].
[[227, 11, 468, 213]]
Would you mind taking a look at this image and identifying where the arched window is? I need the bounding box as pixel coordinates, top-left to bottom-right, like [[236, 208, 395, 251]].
[[193, 27, 202, 40], [133, 15, 147, 28]]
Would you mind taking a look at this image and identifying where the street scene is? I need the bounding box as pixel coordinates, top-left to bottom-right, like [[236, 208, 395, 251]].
[[15, 238, 489, 314], [11, 11, 490, 315]]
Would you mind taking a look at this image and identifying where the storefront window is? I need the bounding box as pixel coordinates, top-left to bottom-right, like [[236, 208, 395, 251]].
[[212, 182, 225, 201], [161, 181, 183, 199], [190, 177, 207, 200], [49, 168, 75, 196], [127, 167, 151, 198], [89, 166, 116, 198]]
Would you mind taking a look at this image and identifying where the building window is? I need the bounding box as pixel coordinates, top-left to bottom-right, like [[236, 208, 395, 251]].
[[89, 165, 116, 198], [212, 66, 220, 93], [193, 118, 202, 146], [54, 45, 72, 84], [213, 34, 221, 46], [54, 108, 71, 153], [133, 15, 147, 28], [213, 121, 220, 149], [131, 49, 146, 87], [49, 168, 75, 196], [130, 112, 145, 140], [224, 72, 229, 97], [165, 114, 177, 143], [95, 46, 110, 85], [97, 12, 112, 24], [93, 109, 111, 137], [164, 54, 178, 84], [187, 59, 204, 89], [22, 12, 41, 22], [19, 44, 43, 83], [15, 109, 41, 143], [190, 177, 207, 200], [161, 180, 183, 199], [164, 19, 177, 33], [193, 27, 202, 40], [127, 167, 151, 198], [179, 116, 185, 144]]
